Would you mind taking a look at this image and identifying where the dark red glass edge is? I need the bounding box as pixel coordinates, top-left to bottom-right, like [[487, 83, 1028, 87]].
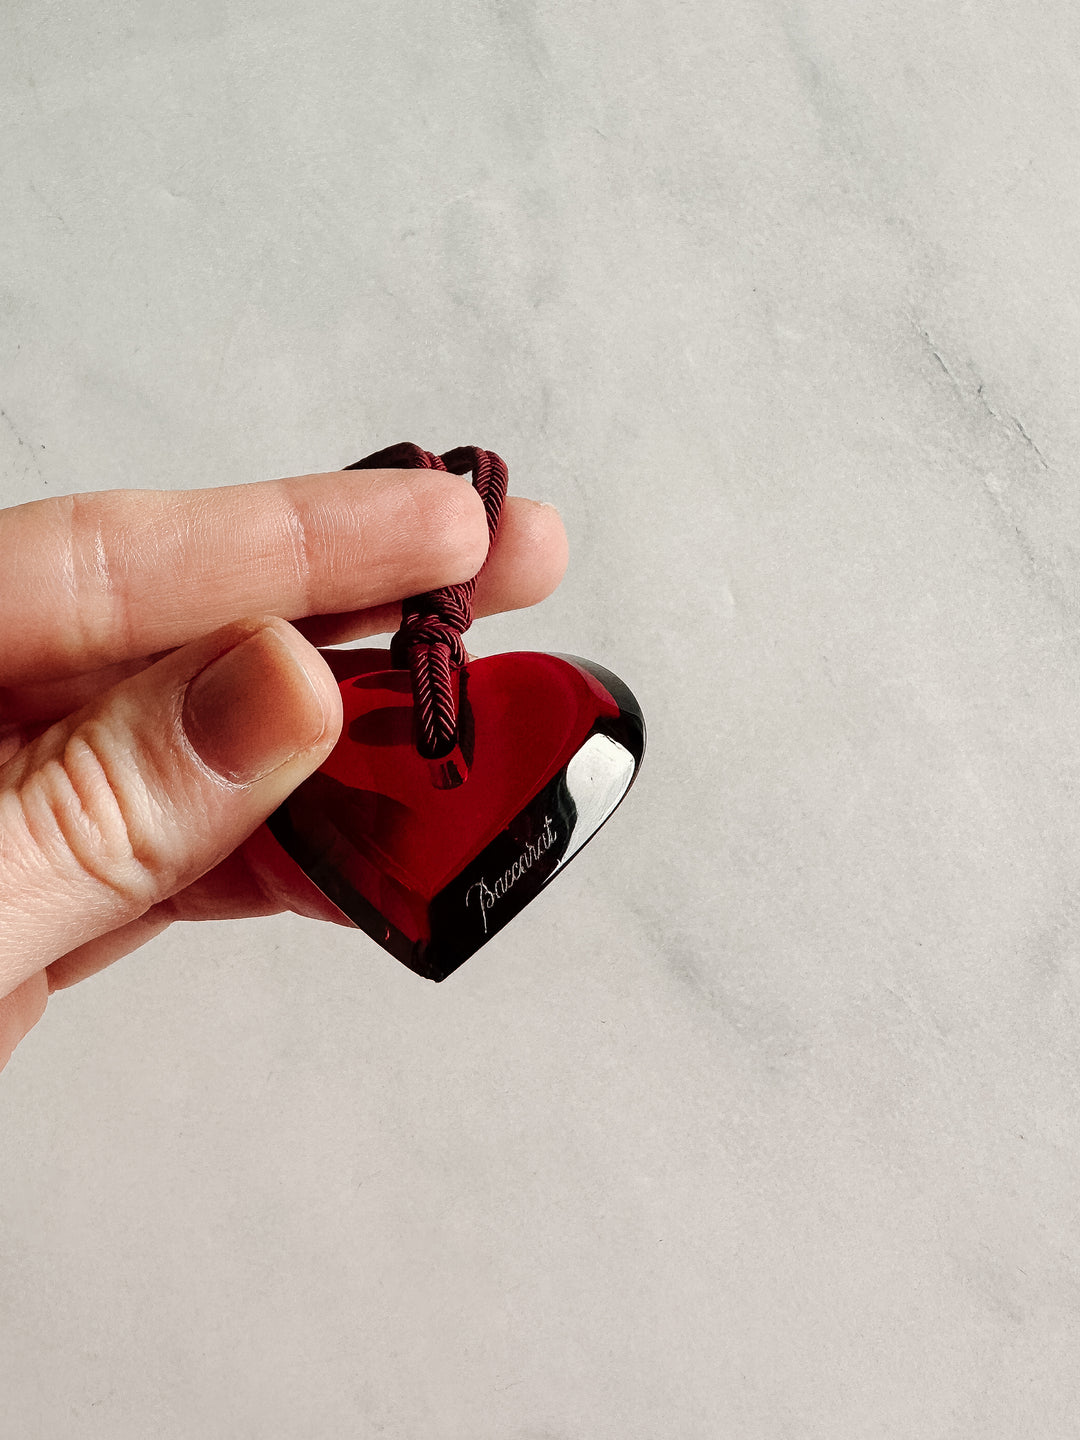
[[265, 654, 646, 982]]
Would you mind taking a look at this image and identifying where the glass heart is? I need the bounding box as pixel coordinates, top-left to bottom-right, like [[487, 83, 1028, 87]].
[[258, 649, 645, 980]]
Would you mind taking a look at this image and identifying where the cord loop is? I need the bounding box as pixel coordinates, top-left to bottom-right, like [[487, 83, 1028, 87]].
[[345, 442, 508, 758]]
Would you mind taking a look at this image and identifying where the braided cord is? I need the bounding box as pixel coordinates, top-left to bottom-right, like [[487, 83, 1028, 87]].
[[344, 442, 508, 758]]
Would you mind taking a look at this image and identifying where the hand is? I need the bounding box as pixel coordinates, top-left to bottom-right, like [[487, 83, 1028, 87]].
[[0, 467, 567, 1071]]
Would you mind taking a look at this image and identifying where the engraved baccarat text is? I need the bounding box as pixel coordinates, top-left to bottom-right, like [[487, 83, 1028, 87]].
[[465, 815, 558, 933]]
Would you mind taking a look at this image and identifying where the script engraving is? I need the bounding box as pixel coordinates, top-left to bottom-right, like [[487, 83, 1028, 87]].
[[465, 816, 558, 934]]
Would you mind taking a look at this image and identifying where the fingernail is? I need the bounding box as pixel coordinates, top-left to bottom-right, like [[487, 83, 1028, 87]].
[[183, 624, 332, 784]]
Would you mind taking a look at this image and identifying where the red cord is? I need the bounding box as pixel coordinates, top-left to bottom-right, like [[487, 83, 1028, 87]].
[[344, 442, 508, 758]]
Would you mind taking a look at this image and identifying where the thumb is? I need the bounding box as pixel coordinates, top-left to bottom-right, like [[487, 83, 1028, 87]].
[[0, 617, 341, 1001]]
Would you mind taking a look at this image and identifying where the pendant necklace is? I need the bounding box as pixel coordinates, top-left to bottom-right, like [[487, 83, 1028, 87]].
[[262, 442, 646, 981]]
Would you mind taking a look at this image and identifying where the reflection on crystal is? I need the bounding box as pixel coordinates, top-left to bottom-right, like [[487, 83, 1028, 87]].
[[266, 650, 646, 980], [553, 733, 637, 872]]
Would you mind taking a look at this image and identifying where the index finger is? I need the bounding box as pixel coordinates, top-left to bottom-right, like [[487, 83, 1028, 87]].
[[0, 468, 490, 685]]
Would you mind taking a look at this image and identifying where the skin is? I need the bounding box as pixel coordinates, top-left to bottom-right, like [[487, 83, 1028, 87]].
[[0, 467, 569, 1071]]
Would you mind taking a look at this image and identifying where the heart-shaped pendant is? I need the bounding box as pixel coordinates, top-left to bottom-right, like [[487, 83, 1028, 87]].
[[262, 647, 645, 980]]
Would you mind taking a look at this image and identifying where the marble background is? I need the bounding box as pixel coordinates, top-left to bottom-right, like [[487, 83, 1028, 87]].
[[2, 1, 1079, 1435]]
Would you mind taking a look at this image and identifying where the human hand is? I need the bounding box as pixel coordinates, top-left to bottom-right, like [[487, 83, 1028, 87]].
[[0, 466, 567, 1071]]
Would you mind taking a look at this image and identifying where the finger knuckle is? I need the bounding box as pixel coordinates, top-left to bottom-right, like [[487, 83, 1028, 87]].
[[19, 722, 167, 912], [67, 491, 130, 665], [279, 486, 317, 615]]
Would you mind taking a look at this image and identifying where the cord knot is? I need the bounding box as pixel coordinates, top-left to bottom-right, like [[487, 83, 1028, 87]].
[[345, 443, 508, 760]]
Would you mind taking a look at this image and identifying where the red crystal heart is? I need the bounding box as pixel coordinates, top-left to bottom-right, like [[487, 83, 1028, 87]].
[[259, 649, 645, 980]]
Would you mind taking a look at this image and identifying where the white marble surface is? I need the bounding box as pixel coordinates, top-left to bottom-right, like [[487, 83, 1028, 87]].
[[3, 2, 1080, 1434]]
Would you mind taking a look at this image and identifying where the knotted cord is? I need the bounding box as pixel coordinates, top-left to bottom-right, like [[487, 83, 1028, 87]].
[[345, 442, 508, 758]]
